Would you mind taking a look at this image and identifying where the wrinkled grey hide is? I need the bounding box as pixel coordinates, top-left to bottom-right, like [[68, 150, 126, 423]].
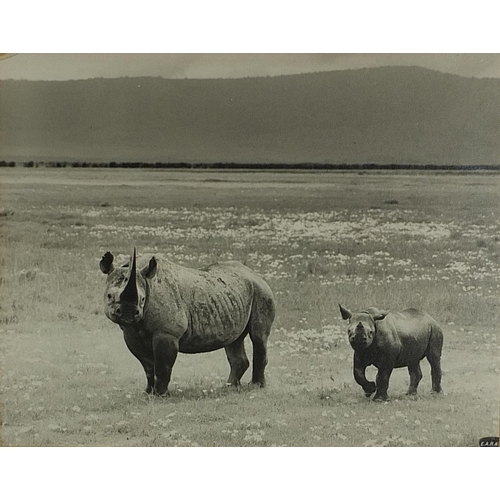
[[101, 250, 276, 396]]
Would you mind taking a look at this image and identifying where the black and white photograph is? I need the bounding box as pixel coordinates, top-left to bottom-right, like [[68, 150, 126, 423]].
[[1, 5, 499, 496], [1, 51, 498, 451]]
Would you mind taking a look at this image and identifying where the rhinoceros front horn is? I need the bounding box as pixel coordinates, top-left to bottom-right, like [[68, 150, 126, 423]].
[[120, 248, 139, 304]]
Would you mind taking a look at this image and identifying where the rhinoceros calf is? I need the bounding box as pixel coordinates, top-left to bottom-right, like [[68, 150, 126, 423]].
[[339, 305, 443, 400], [100, 249, 276, 396]]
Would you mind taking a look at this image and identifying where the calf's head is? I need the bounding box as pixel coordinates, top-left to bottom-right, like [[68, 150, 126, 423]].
[[100, 249, 157, 325], [339, 304, 387, 350]]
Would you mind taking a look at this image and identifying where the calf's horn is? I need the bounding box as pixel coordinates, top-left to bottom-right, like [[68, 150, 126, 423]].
[[120, 248, 139, 303]]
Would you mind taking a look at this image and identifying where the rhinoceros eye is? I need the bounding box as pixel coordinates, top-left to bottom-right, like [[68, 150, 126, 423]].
[[107, 293, 112, 300]]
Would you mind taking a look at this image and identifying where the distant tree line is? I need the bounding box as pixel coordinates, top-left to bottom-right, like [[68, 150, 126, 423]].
[[1, 160, 499, 170]]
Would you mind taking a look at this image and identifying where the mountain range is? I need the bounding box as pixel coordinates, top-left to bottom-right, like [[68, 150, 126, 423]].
[[1, 66, 499, 165]]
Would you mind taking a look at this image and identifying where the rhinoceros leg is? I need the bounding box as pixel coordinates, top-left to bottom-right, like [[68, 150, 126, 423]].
[[373, 367, 393, 401], [122, 330, 155, 393], [248, 319, 272, 387], [244, 293, 274, 388], [250, 338, 268, 387], [152, 332, 179, 396], [427, 326, 443, 393], [353, 353, 376, 396], [407, 362, 423, 395], [137, 358, 154, 394], [224, 333, 250, 386], [427, 352, 442, 393]]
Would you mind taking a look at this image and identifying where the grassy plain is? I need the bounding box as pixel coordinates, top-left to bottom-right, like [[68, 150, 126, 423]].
[[0, 167, 499, 446]]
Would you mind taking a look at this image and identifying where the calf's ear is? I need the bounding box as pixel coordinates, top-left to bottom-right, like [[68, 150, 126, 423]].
[[373, 311, 389, 321], [339, 304, 352, 320], [100, 252, 114, 274], [141, 256, 158, 279]]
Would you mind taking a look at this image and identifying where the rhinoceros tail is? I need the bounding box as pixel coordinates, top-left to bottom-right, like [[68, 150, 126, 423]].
[[246, 275, 276, 387], [427, 321, 443, 393], [428, 322, 444, 356]]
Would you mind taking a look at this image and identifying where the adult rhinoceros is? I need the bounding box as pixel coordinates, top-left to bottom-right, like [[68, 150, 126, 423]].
[[100, 249, 276, 396], [339, 305, 443, 400]]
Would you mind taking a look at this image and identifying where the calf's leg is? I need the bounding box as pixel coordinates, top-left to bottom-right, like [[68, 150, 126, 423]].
[[353, 353, 376, 396], [374, 367, 393, 401], [407, 362, 423, 395], [427, 352, 442, 393]]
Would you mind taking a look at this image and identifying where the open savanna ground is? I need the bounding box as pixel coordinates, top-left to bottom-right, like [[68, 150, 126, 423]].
[[0, 167, 499, 447]]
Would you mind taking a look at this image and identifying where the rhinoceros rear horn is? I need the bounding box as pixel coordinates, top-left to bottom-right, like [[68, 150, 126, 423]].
[[120, 248, 139, 303], [100, 252, 114, 274]]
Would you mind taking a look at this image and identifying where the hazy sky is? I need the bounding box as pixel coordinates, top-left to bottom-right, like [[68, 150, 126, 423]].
[[1, 53, 499, 80]]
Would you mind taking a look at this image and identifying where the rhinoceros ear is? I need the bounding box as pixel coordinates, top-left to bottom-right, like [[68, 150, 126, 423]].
[[373, 311, 389, 321], [141, 256, 158, 279], [339, 304, 352, 320], [100, 252, 114, 274]]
